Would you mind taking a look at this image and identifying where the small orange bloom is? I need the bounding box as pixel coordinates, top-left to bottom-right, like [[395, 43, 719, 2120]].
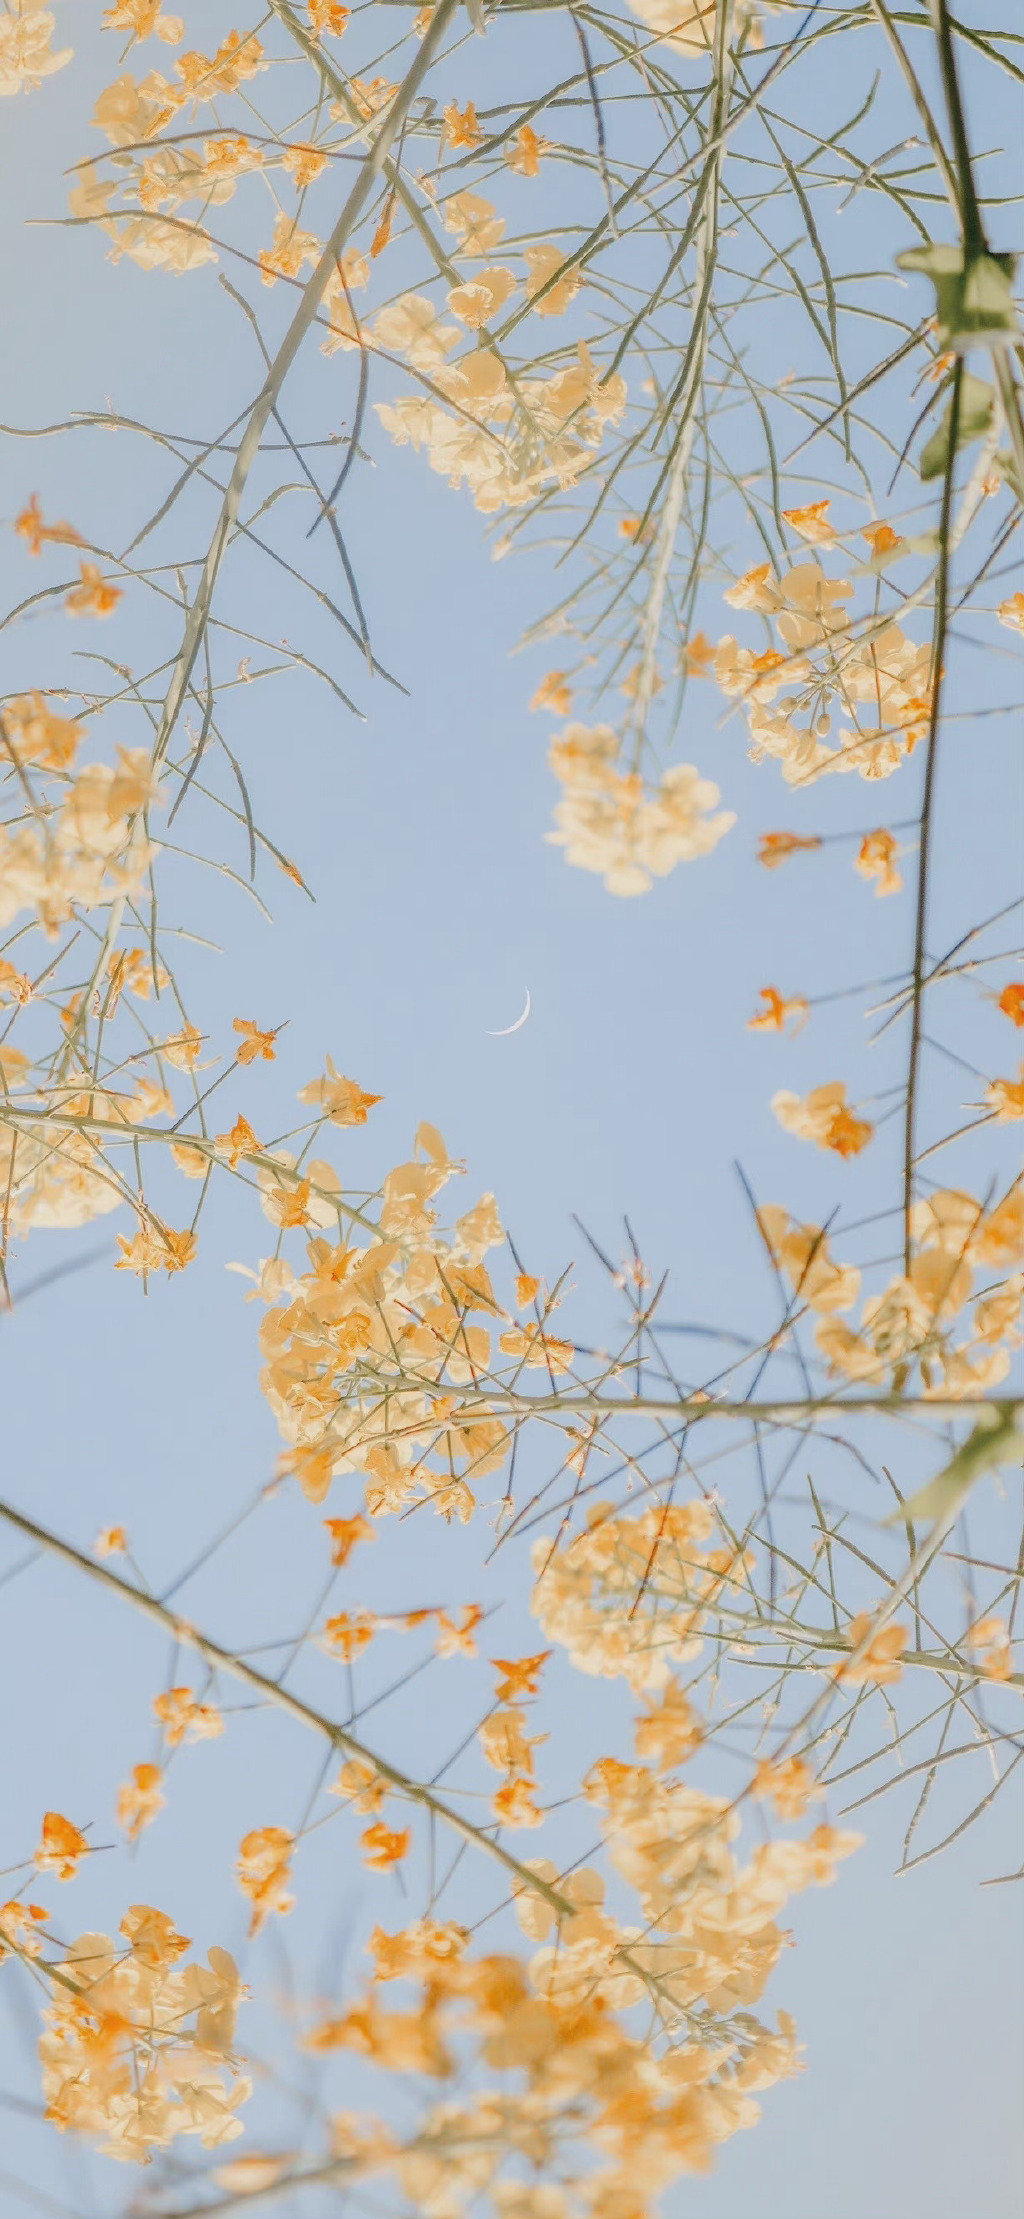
[[237, 1826, 294, 1932], [233, 1017, 277, 1065], [492, 1651, 551, 1703], [748, 986, 808, 1034], [216, 1114, 261, 1166], [65, 562, 122, 618], [36, 1813, 88, 1881], [322, 1611, 376, 1662], [855, 829, 901, 897], [782, 499, 835, 545], [515, 1272, 541, 1307], [95, 1524, 128, 1557], [444, 101, 483, 150], [837, 1613, 910, 1686], [757, 831, 822, 870], [683, 631, 716, 676], [323, 1514, 374, 1566], [505, 124, 546, 176], [308, 0, 349, 32], [997, 983, 1024, 1028], [529, 671, 573, 715], [116, 1764, 165, 1841], [492, 1777, 543, 1828], [16, 496, 84, 557], [361, 1822, 410, 1869], [861, 522, 902, 561], [996, 592, 1024, 635]]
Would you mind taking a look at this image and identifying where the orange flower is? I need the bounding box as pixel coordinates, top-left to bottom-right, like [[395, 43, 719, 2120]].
[[65, 562, 122, 618], [331, 1758, 385, 1814], [747, 985, 808, 1034], [361, 1822, 410, 1869], [308, 0, 349, 32], [216, 1114, 261, 1166], [505, 124, 546, 176], [434, 1603, 483, 1657], [837, 1613, 910, 1686], [233, 1017, 277, 1065], [855, 829, 901, 897], [683, 631, 716, 676], [95, 1525, 128, 1557], [861, 522, 902, 561], [757, 831, 822, 869], [153, 1686, 224, 1747], [997, 592, 1024, 635], [782, 499, 835, 546], [491, 1651, 551, 1703], [36, 1813, 88, 1881], [529, 671, 573, 715], [298, 1060, 382, 1123], [116, 1225, 197, 1274], [773, 1082, 873, 1158], [116, 1763, 165, 1841], [162, 1024, 203, 1069], [997, 984, 1024, 1028], [986, 1067, 1024, 1121], [0, 961, 32, 1004], [444, 101, 483, 149], [322, 1611, 376, 1661], [282, 141, 327, 188], [323, 1514, 373, 1566], [966, 1615, 1013, 1681], [751, 1757, 822, 1820], [16, 495, 84, 557], [515, 1272, 541, 1307], [237, 1826, 294, 1932], [492, 1777, 543, 1828]]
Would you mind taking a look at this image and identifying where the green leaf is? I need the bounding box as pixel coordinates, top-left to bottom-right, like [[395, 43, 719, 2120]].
[[919, 372, 995, 481], [886, 1408, 1023, 1530], [897, 242, 1019, 351]]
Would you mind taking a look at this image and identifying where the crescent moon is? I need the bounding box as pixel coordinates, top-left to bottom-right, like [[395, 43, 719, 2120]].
[[487, 988, 532, 1038]]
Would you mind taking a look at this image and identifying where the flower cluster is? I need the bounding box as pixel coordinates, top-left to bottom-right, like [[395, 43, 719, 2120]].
[[546, 724, 734, 895], [40, 1911, 249, 2161]]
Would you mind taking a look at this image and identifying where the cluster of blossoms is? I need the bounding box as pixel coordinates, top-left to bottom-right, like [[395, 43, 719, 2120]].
[[300, 1869, 810, 2215], [545, 724, 734, 896], [0, 0, 70, 96], [706, 560, 932, 787], [758, 1185, 1024, 1397], [254, 1118, 537, 1519], [38, 1909, 248, 2162], [1, 696, 155, 935], [531, 1498, 751, 1692]]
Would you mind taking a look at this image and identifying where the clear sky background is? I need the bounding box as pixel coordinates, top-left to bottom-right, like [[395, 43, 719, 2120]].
[[0, 5, 1021, 2214]]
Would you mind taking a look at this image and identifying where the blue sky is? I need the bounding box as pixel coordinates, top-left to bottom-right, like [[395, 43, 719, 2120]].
[[0, 7, 1021, 2214]]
